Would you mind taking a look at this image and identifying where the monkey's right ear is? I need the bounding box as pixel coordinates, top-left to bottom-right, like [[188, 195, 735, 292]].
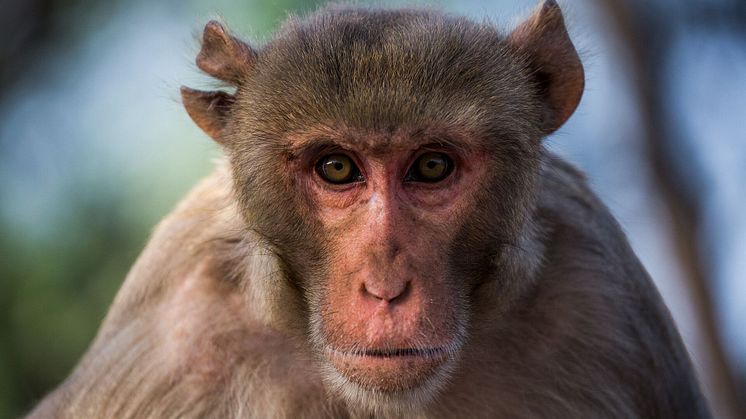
[[180, 87, 235, 143], [181, 21, 257, 144], [507, 0, 584, 135]]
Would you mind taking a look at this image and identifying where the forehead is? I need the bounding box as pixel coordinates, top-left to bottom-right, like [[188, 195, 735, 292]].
[[285, 123, 476, 157], [233, 7, 539, 145]]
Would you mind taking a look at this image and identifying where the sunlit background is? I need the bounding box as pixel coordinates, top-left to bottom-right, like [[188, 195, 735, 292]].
[[0, 0, 744, 417]]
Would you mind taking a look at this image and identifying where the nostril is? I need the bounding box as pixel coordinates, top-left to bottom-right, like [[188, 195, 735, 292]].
[[363, 280, 410, 304]]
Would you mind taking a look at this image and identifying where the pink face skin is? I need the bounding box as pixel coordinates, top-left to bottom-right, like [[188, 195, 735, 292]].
[[287, 126, 490, 391]]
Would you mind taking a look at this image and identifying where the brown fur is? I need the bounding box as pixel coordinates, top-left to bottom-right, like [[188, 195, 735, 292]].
[[29, 2, 710, 418]]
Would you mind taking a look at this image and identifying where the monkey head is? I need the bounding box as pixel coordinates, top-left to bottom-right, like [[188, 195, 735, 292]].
[[181, 0, 583, 411]]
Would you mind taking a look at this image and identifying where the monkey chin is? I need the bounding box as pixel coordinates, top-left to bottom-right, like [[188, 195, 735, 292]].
[[320, 343, 462, 415]]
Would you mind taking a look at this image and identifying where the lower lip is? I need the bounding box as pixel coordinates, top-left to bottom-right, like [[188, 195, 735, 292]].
[[327, 348, 449, 390]]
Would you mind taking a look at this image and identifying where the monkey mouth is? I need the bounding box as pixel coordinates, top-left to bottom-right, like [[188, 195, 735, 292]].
[[325, 345, 452, 391], [354, 347, 447, 358]]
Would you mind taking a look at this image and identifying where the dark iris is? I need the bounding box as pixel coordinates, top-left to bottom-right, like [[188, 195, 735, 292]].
[[316, 154, 362, 184], [406, 152, 454, 183]]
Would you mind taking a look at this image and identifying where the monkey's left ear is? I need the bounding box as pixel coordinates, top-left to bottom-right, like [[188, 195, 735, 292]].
[[507, 0, 584, 135], [181, 21, 257, 144]]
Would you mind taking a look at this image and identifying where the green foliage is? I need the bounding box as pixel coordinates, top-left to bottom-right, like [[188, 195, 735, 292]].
[[0, 191, 146, 416]]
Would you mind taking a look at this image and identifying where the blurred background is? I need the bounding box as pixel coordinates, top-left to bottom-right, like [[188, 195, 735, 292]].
[[0, 0, 744, 417]]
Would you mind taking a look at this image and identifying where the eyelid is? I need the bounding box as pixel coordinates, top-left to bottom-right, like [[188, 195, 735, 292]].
[[417, 141, 460, 153], [414, 144, 462, 165]]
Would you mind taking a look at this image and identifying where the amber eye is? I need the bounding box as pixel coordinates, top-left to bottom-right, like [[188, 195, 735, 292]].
[[316, 154, 362, 184], [407, 152, 453, 183]]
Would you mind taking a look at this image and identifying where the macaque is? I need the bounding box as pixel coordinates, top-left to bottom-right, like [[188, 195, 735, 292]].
[[29, 1, 711, 418]]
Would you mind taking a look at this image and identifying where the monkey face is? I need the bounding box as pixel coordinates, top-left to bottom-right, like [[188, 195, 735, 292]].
[[228, 114, 539, 412], [275, 128, 491, 398], [222, 111, 543, 414]]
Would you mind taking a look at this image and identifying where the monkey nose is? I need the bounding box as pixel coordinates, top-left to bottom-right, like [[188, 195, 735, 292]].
[[362, 280, 411, 304]]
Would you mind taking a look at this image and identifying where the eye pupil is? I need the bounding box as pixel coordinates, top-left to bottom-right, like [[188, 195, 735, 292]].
[[426, 160, 437, 169], [334, 162, 344, 171]]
